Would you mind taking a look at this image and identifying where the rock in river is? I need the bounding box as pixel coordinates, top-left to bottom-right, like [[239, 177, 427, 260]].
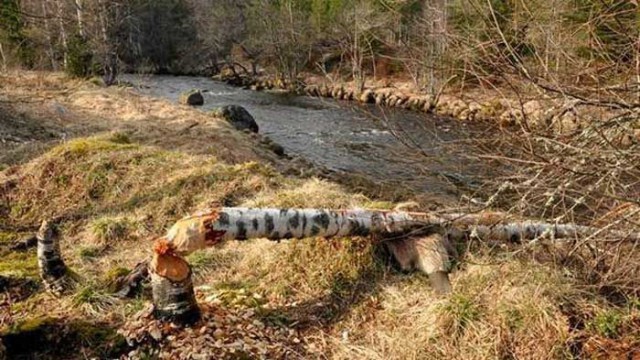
[[212, 105, 259, 133], [179, 90, 204, 106]]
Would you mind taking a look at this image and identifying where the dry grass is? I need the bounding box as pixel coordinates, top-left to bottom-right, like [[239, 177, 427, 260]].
[[1, 71, 639, 359]]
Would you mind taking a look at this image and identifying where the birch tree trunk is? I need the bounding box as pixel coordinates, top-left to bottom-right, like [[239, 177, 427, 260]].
[[74, 0, 84, 37], [37, 220, 68, 295], [166, 208, 638, 256], [0, 42, 6, 73], [148, 207, 639, 309], [55, 0, 69, 68], [165, 208, 427, 255], [42, 0, 57, 70]]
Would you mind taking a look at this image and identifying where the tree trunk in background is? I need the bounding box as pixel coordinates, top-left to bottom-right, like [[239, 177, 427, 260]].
[[55, 0, 68, 68], [42, 0, 57, 70], [74, 0, 84, 37], [0, 42, 6, 72], [37, 220, 68, 295], [150, 241, 200, 324]]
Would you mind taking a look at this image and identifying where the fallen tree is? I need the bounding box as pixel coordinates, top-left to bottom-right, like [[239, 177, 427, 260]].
[[146, 207, 640, 324], [165, 208, 640, 253]]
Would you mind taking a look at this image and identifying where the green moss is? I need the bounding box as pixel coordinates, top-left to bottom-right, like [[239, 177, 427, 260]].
[[88, 77, 104, 87], [102, 266, 131, 292], [0, 231, 19, 244], [78, 245, 102, 259], [589, 310, 623, 339], [362, 200, 395, 210], [108, 132, 132, 144], [205, 287, 266, 309], [50, 138, 138, 158], [0, 251, 39, 277], [104, 267, 130, 282], [6, 316, 55, 335], [441, 294, 481, 332]]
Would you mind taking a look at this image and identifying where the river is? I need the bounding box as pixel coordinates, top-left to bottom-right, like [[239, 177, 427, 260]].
[[123, 75, 494, 198]]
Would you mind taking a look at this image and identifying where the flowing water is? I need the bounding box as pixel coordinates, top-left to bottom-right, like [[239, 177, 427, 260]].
[[123, 75, 493, 196]]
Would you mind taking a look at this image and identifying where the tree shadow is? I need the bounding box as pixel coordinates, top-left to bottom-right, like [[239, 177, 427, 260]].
[[256, 244, 426, 331], [1, 317, 129, 359]]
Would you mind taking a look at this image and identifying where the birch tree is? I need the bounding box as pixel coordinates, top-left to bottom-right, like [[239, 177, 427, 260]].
[[146, 207, 640, 323]]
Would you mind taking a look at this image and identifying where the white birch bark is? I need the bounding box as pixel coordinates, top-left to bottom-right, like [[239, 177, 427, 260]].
[[74, 0, 84, 37], [166, 207, 639, 256], [166, 207, 427, 255], [0, 42, 6, 73], [42, 0, 57, 70], [56, 0, 69, 68]]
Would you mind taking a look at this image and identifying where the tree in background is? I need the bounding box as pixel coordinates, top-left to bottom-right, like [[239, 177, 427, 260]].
[[0, 0, 35, 69], [0, 0, 638, 100]]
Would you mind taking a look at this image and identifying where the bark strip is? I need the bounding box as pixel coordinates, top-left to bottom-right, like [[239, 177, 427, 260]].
[[36, 220, 68, 294], [150, 240, 200, 324]]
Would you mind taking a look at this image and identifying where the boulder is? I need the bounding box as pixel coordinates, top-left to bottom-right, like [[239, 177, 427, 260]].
[[359, 89, 375, 103], [213, 105, 259, 133], [179, 90, 204, 106]]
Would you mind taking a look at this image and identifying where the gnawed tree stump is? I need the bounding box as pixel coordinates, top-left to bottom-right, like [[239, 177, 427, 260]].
[[149, 240, 200, 324], [36, 220, 69, 295]]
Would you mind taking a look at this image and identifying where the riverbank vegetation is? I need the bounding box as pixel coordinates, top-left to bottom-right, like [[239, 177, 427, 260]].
[[2, 1, 639, 99], [1, 1, 640, 359]]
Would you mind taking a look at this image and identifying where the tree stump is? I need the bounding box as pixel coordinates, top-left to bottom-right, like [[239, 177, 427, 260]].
[[36, 220, 68, 295], [150, 240, 200, 324]]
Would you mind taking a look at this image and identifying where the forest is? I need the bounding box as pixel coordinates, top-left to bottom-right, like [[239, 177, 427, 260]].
[[2, 0, 639, 92], [1, 1, 640, 359]]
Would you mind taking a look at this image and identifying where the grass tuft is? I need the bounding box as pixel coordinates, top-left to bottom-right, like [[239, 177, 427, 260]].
[[89, 216, 137, 245]]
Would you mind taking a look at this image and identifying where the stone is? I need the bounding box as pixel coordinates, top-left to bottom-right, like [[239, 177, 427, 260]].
[[319, 85, 330, 97], [359, 89, 375, 103], [179, 90, 204, 106], [387, 95, 398, 107], [212, 105, 259, 133], [304, 85, 318, 97]]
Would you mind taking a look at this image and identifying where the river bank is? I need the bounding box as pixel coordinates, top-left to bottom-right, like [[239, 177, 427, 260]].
[[1, 71, 639, 359], [218, 71, 640, 145]]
